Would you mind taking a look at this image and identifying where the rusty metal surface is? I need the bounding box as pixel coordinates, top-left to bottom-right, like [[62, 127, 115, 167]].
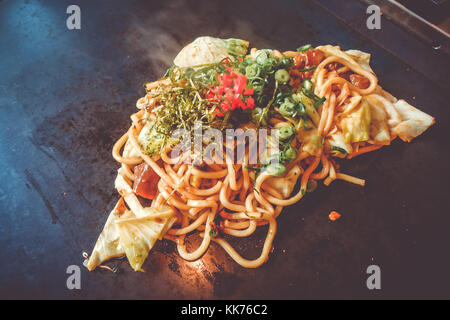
[[0, 0, 449, 299]]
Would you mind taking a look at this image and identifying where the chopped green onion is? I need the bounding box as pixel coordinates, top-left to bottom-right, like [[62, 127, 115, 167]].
[[261, 58, 277, 74], [297, 44, 313, 52], [303, 79, 313, 91], [256, 81, 278, 127], [283, 145, 298, 162], [275, 69, 290, 83], [281, 56, 293, 68], [245, 165, 261, 171], [330, 146, 348, 154], [266, 57, 278, 67], [278, 125, 295, 141], [299, 65, 317, 72], [226, 39, 248, 56], [256, 51, 269, 65], [251, 107, 268, 126], [279, 101, 297, 117], [251, 107, 263, 120], [275, 90, 293, 105], [184, 67, 195, 79], [163, 65, 176, 78], [297, 101, 306, 115], [245, 64, 261, 78], [250, 79, 265, 96], [264, 163, 286, 176], [314, 97, 326, 108]]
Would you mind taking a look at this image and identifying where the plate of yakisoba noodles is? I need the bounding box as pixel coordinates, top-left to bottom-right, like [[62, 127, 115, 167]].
[[83, 36, 434, 272]]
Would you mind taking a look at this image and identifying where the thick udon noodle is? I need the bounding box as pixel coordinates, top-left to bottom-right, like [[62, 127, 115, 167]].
[[110, 51, 379, 268]]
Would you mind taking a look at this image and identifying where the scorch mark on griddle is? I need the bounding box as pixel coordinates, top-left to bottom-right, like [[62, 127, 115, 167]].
[[28, 137, 96, 210], [24, 169, 59, 224], [168, 258, 181, 277]]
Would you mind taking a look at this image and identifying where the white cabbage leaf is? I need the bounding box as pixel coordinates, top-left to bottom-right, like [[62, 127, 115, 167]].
[[84, 198, 127, 271], [174, 36, 249, 68], [115, 206, 175, 272], [265, 165, 302, 198], [337, 98, 371, 144]]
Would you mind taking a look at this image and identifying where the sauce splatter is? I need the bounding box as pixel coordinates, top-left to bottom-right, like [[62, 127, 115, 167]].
[[329, 211, 341, 221]]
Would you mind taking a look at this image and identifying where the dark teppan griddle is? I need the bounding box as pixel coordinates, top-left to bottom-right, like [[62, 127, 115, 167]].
[[0, 0, 449, 299]]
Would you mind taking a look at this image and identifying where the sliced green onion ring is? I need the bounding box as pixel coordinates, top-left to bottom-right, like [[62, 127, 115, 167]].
[[256, 51, 269, 65], [278, 125, 295, 141], [264, 163, 286, 176], [275, 69, 290, 83], [303, 79, 313, 91], [297, 44, 313, 52], [283, 145, 298, 162], [279, 101, 297, 117], [245, 64, 261, 79], [299, 65, 317, 72], [330, 146, 348, 154]]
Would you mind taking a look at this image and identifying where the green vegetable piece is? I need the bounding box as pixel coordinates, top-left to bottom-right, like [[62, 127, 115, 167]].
[[245, 64, 261, 78], [264, 58, 277, 68], [163, 65, 176, 79], [297, 44, 313, 52], [138, 124, 168, 156], [275, 69, 290, 83], [283, 145, 298, 162], [250, 79, 265, 95], [281, 56, 293, 68], [299, 65, 317, 72], [294, 92, 320, 126], [278, 125, 295, 141], [330, 145, 348, 155], [256, 50, 269, 65], [226, 39, 249, 56], [252, 107, 268, 126], [303, 79, 313, 91], [184, 67, 195, 79], [264, 163, 286, 176], [279, 100, 297, 117], [314, 97, 326, 108], [112, 266, 121, 274]]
